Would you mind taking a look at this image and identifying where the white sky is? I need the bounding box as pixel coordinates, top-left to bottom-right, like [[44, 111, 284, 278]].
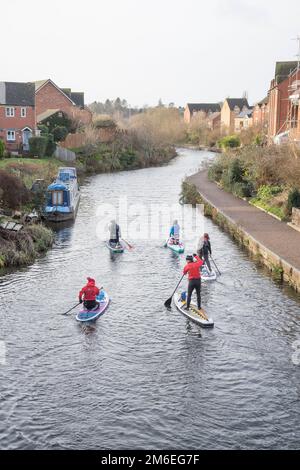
[[1, 0, 300, 106]]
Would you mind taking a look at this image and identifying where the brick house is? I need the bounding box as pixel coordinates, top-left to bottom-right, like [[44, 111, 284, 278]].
[[35, 79, 92, 127], [0, 82, 36, 153], [267, 61, 300, 144], [207, 112, 221, 130], [221, 98, 250, 131], [184, 103, 221, 124], [234, 108, 253, 132], [252, 96, 269, 129]]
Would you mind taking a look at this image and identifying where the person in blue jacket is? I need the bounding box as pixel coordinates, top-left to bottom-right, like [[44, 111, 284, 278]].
[[169, 219, 180, 245]]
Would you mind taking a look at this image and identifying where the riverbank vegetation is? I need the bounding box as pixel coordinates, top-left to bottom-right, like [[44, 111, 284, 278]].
[[208, 144, 300, 220], [73, 107, 184, 174], [0, 224, 53, 269]]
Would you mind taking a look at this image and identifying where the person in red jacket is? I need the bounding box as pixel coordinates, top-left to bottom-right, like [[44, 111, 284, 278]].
[[79, 277, 100, 311], [183, 254, 204, 310]]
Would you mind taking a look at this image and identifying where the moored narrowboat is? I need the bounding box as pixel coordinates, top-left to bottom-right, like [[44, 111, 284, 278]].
[[44, 167, 80, 222]]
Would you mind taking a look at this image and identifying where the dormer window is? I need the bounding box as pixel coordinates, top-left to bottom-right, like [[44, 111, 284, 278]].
[[234, 106, 240, 115]]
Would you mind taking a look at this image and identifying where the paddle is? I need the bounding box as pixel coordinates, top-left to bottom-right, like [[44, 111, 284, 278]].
[[210, 255, 221, 275], [122, 238, 134, 250], [61, 302, 81, 315], [164, 273, 185, 308]]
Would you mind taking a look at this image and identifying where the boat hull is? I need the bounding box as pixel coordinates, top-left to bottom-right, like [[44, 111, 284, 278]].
[[44, 194, 80, 223], [76, 290, 110, 322], [173, 292, 214, 328], [106, 240, 126, 253]]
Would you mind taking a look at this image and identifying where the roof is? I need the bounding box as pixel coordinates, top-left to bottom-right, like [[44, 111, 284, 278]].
[[187, 103, 221, 113], [237, 108, 253, 118], [37, 109, 61, 122], [70, 92, 84, 108], [0, 81, 35, 106], [255, 96, 269, 107], [275, 61, 298, 83], [34, 80, 49, 91], [225, 98, 249, 110]]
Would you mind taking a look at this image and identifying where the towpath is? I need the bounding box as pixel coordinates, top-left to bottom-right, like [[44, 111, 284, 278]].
[[188, 170, 300, 270]]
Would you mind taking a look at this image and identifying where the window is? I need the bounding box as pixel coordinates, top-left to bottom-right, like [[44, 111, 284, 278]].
[[52, 191, 64, 206], [21, 107, 26, 117], [5, 107, 15, 117], [7, 130, 16, 141]]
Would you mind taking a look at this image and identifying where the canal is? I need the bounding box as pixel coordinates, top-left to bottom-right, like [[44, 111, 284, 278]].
[[0, 148, 299, 449]]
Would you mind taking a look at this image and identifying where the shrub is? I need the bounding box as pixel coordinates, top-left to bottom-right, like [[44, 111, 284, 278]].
[[53, 126, 68, 142], [219, 135, 241, 149], [257, 185, 282, 201], [232, 181, 253, 198], [208, 161, 224, 182], [38, 125, 49, 136], [179, 182, 202, 206], [45, 133, 57, 156], [0, 170, 31, 209], [0, 139, 5, 159], [119, 150, 137, 169], [29, 136, 48, 157], [93, 118, 116, 129], [228, 158, 244, 184], [287, 188, 300, 214]]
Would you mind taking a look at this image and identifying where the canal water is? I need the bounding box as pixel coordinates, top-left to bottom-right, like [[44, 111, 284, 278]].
[[0, 148, 299, 450]]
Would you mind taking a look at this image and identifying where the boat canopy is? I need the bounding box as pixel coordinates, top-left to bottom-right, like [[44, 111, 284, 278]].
[[58, 167, 77, 181], [47, 182, 67, 191]]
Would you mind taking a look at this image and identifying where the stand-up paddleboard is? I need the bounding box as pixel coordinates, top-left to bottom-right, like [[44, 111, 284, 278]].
[[166, 238, 184, 254], [201, 266, 217, 281], [76, 290, 110, 322], [173, 292, 214, 328], [106, 240, 126, 253]]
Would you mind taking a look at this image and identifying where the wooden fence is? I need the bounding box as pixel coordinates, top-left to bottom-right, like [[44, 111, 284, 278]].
[[54, 147, 76, 162]]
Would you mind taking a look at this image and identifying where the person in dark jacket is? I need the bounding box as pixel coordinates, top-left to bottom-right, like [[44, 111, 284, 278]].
[[183, 254, 203, 310], [197, 233, 212, 272], [108, 219, 121, 245]]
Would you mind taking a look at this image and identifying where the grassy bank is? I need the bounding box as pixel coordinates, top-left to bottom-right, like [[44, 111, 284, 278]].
[[207, 144, 300, 221], [0, 157, 61, 189], [0, 224, 54, 269]]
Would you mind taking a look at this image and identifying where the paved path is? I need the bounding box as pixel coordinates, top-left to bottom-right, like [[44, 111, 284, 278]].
[[188, 170, 300, 270]]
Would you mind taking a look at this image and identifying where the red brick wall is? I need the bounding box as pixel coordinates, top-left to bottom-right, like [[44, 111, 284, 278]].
[[253, 103, 269, 127], [36, 81, 92, 126], [35, 82, 74, 117], [268, 69, 300, 142], [0, 105, 35, 151]]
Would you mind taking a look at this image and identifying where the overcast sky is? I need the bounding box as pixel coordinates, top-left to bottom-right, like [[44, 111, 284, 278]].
[[1, 0, 300, 106]]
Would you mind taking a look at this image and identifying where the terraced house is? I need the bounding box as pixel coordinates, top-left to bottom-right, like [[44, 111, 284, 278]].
[[35, 79, 92, 128], [267, 61, 300, 144], [220, 97, 250, 131], [0, 82, 36, 153], [184, 103, 221, 124]]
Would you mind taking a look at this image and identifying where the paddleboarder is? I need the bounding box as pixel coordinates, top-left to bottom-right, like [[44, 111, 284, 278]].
[[198, 233, 212, 272], [109, 219, 121, 245], [183, 254, 203, 311], [79, 277, 100, 311], [169, 219, 180, 245]]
